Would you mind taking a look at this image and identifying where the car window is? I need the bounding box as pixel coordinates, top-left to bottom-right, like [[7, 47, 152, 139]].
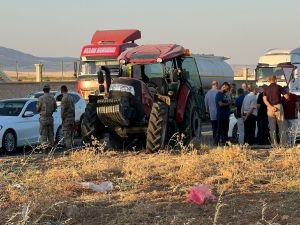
[[0, 101, 26, 116], [25, 101, 38, 114]]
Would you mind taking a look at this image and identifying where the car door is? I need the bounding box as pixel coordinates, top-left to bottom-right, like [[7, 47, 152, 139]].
[[18, 101, 40, 145]]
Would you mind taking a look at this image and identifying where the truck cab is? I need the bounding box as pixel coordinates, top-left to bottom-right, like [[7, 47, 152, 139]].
[[76, 29, 141, 100], [255, 48, 300, 94]]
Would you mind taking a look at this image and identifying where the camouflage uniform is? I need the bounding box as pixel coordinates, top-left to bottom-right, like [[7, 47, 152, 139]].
[[36, 92, 57, 146], [61, 93, 75, 149]]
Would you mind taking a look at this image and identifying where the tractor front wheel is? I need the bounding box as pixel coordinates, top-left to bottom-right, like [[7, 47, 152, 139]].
[[146, 102, 168, 153], [81, 103, 104, 142]]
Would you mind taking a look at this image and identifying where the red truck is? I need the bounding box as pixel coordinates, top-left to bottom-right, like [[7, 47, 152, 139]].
[[76, 29, 141, 100]]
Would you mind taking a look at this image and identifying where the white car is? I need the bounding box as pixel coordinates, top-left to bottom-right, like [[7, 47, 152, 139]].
[[27, 91, 86, 126], [0, 98, 62, 153]]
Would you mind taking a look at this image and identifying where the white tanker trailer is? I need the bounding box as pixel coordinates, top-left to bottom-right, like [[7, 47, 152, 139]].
[[193, 54, 234, 91]]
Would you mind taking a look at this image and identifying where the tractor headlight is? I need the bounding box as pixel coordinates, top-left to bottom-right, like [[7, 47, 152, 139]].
[[109, 83, 135, 96], [119, 59, 126, 64], [156, 58, 163, 63]]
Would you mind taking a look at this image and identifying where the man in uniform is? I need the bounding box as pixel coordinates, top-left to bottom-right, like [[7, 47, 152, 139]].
[[36, 84, 57, 147], [60, 85, 75, 150]]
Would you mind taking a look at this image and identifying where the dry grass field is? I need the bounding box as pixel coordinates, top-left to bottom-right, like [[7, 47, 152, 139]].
[[4, 71, 76, 82], [0, 143, 299, 225]]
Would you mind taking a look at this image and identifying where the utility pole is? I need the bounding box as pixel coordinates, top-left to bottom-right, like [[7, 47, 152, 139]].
[[16, 60, 19, 81]]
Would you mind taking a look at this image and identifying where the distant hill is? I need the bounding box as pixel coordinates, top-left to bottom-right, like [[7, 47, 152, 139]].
[[0, 46, 77, 71], [0, 46, 256, 76]]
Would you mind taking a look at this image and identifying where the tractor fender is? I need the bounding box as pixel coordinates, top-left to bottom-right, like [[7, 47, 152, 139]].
[[175, 83, 191, 123]]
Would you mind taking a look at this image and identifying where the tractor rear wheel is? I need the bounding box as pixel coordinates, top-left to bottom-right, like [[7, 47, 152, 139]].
[[81, 103, 104, 142], [146, 102, 168, 153], [183, 96, 202, 144]]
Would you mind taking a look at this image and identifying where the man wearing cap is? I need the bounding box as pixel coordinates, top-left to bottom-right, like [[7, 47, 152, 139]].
[[60, 85, 75, 150], [205, 81, 219, 144], [36, 84, 57, 148]]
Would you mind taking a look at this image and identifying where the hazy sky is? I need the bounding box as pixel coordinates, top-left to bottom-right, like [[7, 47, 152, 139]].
[[1, 0, 299, 64]]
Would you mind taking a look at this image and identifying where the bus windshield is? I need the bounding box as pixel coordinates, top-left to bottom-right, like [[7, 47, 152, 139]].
[[256, 66, 286, 82]]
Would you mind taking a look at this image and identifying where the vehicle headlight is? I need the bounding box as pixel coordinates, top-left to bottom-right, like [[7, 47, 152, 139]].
[[109, 83, 135, 96]]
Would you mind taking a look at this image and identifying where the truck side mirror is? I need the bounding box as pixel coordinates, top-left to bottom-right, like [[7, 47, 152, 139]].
[[97, 69, 104, 84]]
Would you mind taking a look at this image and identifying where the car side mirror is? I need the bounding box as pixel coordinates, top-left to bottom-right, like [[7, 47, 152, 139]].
[[23, 111, 34, 117]]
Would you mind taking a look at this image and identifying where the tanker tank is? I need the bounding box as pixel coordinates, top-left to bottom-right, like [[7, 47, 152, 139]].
[[193, 54, 234, 91]]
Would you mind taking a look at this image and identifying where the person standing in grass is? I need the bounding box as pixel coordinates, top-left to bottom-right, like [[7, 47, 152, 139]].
[[282, 86, 299, 146], [257, 85, 270, 145], [205, 81, 219, 145], [263, 75, 288, 146], [60, 85, 75, 150], [242, 86, 258, 145], [215, 82, 231, 145], [36, 84, 57, 148], [235, 88, 245, 144]]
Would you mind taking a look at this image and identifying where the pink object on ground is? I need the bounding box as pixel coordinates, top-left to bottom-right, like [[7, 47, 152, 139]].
[[187, 185, 217, 205]]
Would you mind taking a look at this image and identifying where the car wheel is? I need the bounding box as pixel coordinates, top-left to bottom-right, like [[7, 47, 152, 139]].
[[56, 126, 63, 144], [2, 130, 16, 153]]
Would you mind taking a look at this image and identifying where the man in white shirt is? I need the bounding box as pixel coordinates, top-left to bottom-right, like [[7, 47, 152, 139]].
[[241, 86, 258, 145], [204, 81, 219, 144]]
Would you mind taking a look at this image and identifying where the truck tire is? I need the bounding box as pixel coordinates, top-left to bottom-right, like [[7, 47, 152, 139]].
[[183, 96, 202, 144], [81, 103, 104, 142], [146, 102, 168, 153]]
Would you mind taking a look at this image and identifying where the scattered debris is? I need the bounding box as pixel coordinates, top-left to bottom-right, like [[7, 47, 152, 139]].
[[12, 183, 25, 192], [187, 184, 217, 205], [80, 181, 113, 192]]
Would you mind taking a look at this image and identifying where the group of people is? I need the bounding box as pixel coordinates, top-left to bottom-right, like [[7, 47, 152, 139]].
[[36, 84, 75, 151], [205, 75, 299, 146]]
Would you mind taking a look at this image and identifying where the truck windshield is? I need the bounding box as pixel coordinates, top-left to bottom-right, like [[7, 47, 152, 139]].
[[256, 66, 286, 82], [79, 60, 119, 79]]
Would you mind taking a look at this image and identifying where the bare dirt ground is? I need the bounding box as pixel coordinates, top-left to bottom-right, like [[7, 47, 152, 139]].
[[0, 143, 299, 225]]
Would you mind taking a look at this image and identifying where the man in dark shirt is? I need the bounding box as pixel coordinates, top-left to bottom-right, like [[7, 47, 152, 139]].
[[235, 88, 245, 144], [263, 75, 288, 146], [215, 82, 231, 145], [282, 86, 298, 146], [257, 85, 270, 145]]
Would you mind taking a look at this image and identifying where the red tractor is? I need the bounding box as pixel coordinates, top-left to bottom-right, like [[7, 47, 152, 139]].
[[81, 44, 205, 152]]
